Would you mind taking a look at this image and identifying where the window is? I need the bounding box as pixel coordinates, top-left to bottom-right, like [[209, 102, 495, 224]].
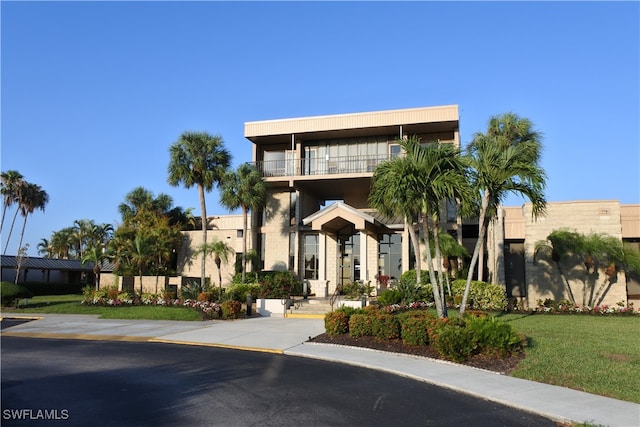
[[389, 144, 401, 159], [289, 232, 296, 271], [446, 199, 457, 223], [259, 233, 265, 270], [378, 233, 402, 280], [289, 191, 297, 225], [237, 229, 243, 238], [304, 147, 317, 175], [303, 234, 319, 280]]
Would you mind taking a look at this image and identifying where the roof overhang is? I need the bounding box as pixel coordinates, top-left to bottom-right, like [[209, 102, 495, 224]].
[[245, 105, 459, 142], [302, 202, 390, 234]]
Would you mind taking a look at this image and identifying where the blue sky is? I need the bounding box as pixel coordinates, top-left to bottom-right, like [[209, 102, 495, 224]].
[[2, 1, 639, 257]]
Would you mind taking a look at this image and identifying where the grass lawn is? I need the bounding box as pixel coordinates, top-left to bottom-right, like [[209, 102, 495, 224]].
[[498, 313, 640, 403], [3, 294, 203, 321]]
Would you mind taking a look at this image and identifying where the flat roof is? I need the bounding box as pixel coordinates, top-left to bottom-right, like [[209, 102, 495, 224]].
[[244, 105, 459, 140]]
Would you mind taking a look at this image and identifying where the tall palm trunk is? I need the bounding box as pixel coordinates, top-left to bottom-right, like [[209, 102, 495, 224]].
[[3, 209, 20, 254], [406, 216, 422, 284], [432, 224, 447, 316], [16, 214, 28, 255], [421, 209, 444, 318], [0, 203, 9, 234], [241, 205, 248, 283], [198, 184, 207, 288], [460, 190, 490, 315]]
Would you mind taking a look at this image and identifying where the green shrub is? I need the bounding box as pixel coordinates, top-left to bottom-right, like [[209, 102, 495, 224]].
[[398, 311, 433, 346], [324, 311, 350, 335], [1, 281, 33, 306], [224, 283, 261, 302], [197, 291, 218, 302], [397, 270, 433, 304], [430, 317, 476, 362], [371, 313, 401, 340], [340, 281, 373, 299], [464, 314, 525, 357], [377, 288, 402, 306], [232, 271, 259, 284], [399, 270, 430, 287], [221, 300, 242, 319], [451, 279, 507, 311], [257, 271, 302, 298], [180, 280, 211, 300], [349, 313, 374, 338]]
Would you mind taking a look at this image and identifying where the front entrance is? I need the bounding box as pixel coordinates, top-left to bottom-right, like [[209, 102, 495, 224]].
[[338, 227, 360, 288]]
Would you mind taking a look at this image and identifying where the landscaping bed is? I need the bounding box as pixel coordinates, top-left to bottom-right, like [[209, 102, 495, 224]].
[[309, 332, 525, 375]]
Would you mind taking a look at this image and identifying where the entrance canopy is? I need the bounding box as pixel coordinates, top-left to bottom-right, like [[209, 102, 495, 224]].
[[302, 202, 390, 234]]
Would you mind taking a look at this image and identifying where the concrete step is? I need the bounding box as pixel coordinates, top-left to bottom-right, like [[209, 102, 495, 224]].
[[285, 298, 334, 318]]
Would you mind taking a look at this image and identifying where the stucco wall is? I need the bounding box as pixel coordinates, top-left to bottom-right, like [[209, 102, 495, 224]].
[[262, 191, 291, 271], [177, 215, 249, 286], [522, 200, 627, 308]]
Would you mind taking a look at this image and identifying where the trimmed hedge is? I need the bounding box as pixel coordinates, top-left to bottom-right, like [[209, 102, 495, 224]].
[[323, 306, 524, 362], [349, 313, 374, 338], [325, 311, 350, 335], [1, 281, 34, 306], [371, 313, 401, 340], [451, 279, 507, 311], [398, 310, 433, 346]]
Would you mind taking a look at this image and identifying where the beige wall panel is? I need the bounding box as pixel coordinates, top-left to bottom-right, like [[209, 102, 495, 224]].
[[503, 206, 526, 239], [326, 234, 338, 295], [177, 218, 251, 287], [522, 201, 626, 308], [245, 105, 459, 138], [621, 204, 640, 238]]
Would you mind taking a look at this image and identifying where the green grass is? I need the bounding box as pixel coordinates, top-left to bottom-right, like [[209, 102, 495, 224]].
[[3, 294, 203, 321], [498, 313, 640, 403]]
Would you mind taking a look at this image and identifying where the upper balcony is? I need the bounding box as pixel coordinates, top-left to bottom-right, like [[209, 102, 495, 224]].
[[251, 153, 393, 179]]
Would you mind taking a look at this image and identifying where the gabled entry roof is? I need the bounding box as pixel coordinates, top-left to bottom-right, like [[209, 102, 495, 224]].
[[302, 202, 390, 234]]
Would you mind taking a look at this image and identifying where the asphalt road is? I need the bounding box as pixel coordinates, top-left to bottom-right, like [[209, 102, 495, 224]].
[[1, 336, 556, 427]]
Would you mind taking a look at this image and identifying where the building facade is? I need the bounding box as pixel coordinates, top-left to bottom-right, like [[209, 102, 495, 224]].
[[244, 105, 466, 297], [173, 105, 639, 310]]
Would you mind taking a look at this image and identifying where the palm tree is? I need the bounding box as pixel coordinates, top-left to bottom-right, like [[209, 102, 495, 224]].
[[127, 235, 153, 295], [194, 238, 234, 297], [404, 139, 471, 317], [370, 137, 471, 318], [37, 238, 52, 258], [168, 131, 231, 287], [73, 219, 95, 259], [369, 138, 425, 284], [429, 230, 469, 296], [2, 177, 28, 254], [50, 227, 76, 259], [1, 170, 25, 234], [81, 245, 111, 290], [148, 221, 182, 294], [535, 229, 626, 307], [15, 183, 49, 256], [119, 187, 174, 223], [460, 113, 547, 315], [220, 163, 266, 283]]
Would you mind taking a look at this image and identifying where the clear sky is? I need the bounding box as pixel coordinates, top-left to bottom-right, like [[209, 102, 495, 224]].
[[1, 1, 639, 257]]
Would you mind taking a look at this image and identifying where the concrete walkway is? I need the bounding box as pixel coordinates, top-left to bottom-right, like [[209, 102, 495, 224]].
[[2, 313, 638, 427]]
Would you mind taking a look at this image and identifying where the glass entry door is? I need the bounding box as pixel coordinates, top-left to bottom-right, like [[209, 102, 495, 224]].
[[338, 228, 360, 288]]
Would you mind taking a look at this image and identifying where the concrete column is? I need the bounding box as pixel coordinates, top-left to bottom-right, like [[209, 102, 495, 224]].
[[359, 231, 368, 282], [319, 233, 326, 281]]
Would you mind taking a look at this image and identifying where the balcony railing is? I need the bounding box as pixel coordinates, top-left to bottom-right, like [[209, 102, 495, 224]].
[[252, 154, 395, 178]]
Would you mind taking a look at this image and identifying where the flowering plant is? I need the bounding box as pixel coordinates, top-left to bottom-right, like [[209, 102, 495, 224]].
[[82, 289, 223, 320]]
